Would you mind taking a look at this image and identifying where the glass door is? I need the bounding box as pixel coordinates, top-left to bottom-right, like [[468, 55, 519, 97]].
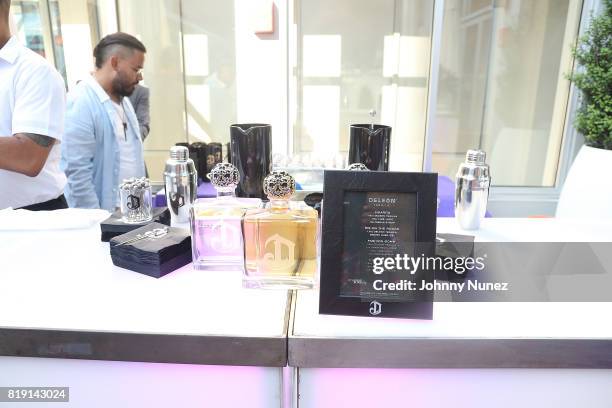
[[10, 0, 105, 89], [430, 0, 583, 187], [294, 0, 435, 171], [10, 1, 54, 61]]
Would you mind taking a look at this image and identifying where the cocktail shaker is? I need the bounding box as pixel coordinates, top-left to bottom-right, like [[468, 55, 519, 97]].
[[455, 150, 490, 230], [164, 146, 198, 225]]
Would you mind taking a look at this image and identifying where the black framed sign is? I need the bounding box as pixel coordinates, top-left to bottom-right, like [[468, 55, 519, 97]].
[[319, 170, 438, 319]]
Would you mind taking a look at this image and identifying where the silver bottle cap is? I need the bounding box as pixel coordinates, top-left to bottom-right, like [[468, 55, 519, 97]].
[[264, 171, 296, 200], [466, 149, 486, 164], [207, 162, 240, 191], [347, 163, 369, 171], [170, 146, 189, 161]]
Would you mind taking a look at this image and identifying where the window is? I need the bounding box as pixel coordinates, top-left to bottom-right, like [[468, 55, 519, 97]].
[[295, 0, 434, 171], [10, 0, 116, 90], [10, 1, 51, 61], [118, 0, 289, 179], [14, 0, 590, 215], [432, 0, 583, 187]]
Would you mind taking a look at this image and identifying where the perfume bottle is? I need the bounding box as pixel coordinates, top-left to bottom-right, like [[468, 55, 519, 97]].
[[242, 171, 319, 289], [190, 163, 261, 270]]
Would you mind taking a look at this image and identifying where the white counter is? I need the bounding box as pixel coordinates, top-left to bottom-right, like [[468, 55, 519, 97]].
[[0, 212, 290, 366], [290, 218, 612, 367]]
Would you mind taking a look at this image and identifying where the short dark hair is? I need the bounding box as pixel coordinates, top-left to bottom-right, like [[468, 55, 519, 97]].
[[93, 32, 146, 69]]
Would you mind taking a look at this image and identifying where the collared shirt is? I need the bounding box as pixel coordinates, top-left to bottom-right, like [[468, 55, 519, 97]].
[[0, 36, 67, 209], [61, 75, 145, 212]]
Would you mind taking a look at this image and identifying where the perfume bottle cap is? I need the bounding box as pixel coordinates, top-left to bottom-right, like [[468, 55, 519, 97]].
[[263, 171, 296, 200], [347, 163, 369, 171], [207, 162, 240, 191]]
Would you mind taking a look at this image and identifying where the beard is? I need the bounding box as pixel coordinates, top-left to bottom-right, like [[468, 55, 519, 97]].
[[111, 71, 137, 97]]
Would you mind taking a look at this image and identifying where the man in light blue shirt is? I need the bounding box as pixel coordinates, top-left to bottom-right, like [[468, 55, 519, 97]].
[[61, 32, 147, 211]]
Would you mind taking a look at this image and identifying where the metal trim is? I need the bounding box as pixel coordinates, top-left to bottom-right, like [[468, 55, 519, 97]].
[[0, 328, 288, 367], [288, 337, 612, 368], [422, 0, 445, 172], [39, 0, 57, 69]]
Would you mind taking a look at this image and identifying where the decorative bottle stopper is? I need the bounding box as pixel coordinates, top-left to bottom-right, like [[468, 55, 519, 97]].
[[347, 163, 369, 171], [263, 171, 296, 200], [207, 162, 240, 193]]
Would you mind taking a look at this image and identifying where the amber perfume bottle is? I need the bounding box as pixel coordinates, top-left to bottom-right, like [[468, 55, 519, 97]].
[[242, 171, 319, 289], [190, 163, 261, 270]]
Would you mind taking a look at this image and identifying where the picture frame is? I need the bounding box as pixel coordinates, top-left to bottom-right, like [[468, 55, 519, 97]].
[[319, 170, 438, 319]]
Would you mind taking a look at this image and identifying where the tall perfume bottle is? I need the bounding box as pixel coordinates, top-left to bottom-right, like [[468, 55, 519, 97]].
[[190, 163, 261, 270], [242, 171, 319, 289]]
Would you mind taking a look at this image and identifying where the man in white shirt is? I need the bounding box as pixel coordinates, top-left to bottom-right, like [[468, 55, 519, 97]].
[[0, 0, 67, 210], [61, 33, 147, 211]]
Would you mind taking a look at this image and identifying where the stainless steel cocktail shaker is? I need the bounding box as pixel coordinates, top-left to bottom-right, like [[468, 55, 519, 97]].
[[455, 150, 490, 230], [164, 146, 198, 225]]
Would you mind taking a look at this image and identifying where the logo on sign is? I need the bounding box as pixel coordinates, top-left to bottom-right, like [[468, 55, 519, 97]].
[[369, 301, 382, 316]]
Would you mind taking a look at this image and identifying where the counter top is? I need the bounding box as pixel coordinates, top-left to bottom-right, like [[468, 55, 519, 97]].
[[289, 218, 612, 368], [0, 212, 290, 367], [2, 215, 612, 368]]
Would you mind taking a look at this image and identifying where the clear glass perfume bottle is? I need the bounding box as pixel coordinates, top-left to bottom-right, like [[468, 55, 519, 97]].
[[242, 171, 319, 289], [190, 163, 261, 270]]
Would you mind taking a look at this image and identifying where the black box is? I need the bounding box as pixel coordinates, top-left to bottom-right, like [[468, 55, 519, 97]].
[[109, 222, 192, 278], [100, 207, 171, 242]]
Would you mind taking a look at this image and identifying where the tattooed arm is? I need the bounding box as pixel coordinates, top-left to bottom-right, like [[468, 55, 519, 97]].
[[0, 133, 55, 177]]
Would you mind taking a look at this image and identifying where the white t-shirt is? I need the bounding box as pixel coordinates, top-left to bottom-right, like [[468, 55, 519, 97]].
[[0, 36, 67, 209], [111, 99, 143, 206]]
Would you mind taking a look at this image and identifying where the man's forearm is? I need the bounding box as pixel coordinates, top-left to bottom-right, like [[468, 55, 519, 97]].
[[0, 133, 55, 177]]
